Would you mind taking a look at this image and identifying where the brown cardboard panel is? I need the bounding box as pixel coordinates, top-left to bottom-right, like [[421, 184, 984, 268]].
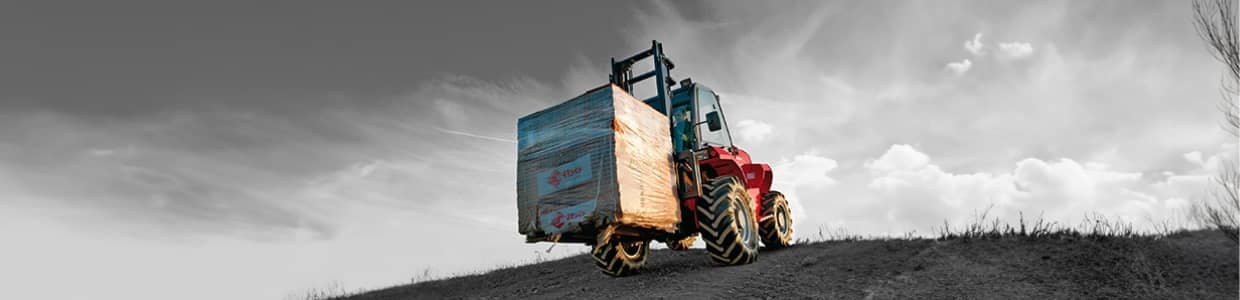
[[610, 86, 678, 231]]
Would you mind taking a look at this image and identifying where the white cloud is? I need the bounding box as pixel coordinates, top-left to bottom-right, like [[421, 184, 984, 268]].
[[777, 152, 839, 187], [434, 127, 517, 144], [865, 144, 930, 172], [1181, 143, 1236, 173], [861, 144, 1203, 233], [964, 33, 985, 55], [945, 59, 972, 75], [998, 42, 1035, 59], [772, 151, 840, 233], [1184, 150, 1204, 166], [864, 145, 1022, 227], [734, 119, 774, 143]]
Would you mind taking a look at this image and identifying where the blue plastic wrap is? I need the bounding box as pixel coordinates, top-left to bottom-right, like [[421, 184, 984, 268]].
[[516, 84, 678, 238]]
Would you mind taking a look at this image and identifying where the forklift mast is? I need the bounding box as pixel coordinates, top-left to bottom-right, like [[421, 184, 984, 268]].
[[610, 41, 676, 117]]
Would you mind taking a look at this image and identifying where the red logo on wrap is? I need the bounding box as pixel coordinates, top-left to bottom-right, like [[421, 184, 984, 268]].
[[547, 170, 562, 188], [549, 210, 586, 229], [551, 211, 565, 228], [545, 166, 583, 189]]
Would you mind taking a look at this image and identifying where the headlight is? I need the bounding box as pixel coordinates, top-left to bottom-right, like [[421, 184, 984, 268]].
[[696, 151, 711, 160]]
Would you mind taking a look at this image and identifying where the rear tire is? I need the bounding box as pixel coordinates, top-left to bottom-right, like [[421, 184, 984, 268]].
[[759, 191, 793, 249], [591, 226, 649, 277], [696, 176, 760, 265], [664, 235, 696, 251]]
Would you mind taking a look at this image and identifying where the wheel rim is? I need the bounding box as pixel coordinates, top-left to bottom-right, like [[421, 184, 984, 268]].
[[776, 204, 790, 234], [734, 198, 755, 243]]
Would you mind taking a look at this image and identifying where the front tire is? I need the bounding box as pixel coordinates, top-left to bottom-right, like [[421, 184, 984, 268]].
[[591, 226, 649, 277], [697, 176, 760, 265], [759, 191, 793, 248]]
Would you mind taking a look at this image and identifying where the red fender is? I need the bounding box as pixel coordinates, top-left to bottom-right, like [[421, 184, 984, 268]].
[[699, 146, 773, 217]]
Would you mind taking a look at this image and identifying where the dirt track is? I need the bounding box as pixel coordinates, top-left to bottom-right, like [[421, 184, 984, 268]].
[[344, 230, 1237, 299]]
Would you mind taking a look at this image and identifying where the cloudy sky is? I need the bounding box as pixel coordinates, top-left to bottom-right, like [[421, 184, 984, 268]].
[[2, 1, 1235, 299]]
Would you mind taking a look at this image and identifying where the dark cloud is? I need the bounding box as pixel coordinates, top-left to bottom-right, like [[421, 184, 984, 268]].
[[0, 71, 564, 240], [0, 1, 673, 116], [0, 109, 346, 239]]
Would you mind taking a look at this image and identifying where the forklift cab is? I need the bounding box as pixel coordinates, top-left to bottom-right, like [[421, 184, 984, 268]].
[[644, 83, 734, 154], [611, 41, 748, 200]]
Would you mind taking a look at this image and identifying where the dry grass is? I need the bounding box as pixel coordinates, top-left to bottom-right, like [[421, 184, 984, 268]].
[[286, 281, 360, 300], [797, 207, 1183, 245], [931, 208, 1185, 242]]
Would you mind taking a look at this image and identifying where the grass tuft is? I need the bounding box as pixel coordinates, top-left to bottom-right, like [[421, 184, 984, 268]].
[[932, 206, 1182, 242], [286, 281, 361, 300]]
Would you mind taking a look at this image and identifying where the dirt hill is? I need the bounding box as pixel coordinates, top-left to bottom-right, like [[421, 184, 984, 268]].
[[341, 230, 1237, 299]]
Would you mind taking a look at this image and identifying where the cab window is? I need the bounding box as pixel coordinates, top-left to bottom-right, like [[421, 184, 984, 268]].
[[670, 103, 694, 152], [696, 89, 732, 148]]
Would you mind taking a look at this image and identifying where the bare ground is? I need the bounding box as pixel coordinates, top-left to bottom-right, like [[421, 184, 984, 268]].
[[341, 230, 1238, 299]]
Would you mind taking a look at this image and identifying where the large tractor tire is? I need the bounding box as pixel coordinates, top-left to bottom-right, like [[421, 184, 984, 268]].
[[759, 191, 793, 249], [591, 225, 649, 277], [664, 235, 696, 251], [697, 176, 760, 265]]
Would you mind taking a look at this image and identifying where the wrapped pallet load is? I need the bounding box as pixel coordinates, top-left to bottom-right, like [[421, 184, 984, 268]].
[[516, 84, 678, 241]]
